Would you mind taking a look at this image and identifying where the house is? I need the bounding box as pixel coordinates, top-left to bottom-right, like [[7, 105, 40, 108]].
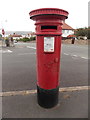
[[11, 33, 22, 40], [28, 32, 36, 38], [62, 22, 74, 39]]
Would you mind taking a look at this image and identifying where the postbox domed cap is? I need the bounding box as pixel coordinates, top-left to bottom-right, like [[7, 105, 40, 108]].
[[29, 8, 69, 20]]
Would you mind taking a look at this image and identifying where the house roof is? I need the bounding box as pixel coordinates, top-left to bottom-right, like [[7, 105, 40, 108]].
[[62, 22, 74, 30], [67, 34, 76, 38], [11, 34, 22, 37]]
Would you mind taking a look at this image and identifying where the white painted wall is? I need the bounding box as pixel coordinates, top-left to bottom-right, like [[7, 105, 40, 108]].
[[13, 37, 22, 40], [62, 30, 74, 37]]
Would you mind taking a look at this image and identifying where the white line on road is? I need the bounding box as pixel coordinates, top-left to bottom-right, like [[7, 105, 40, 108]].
[[63, 53, 69, 55], [0, 86, 89, 97], [72, 55, 78, 57], [63, 53, 88, 60], [81, 57, 88, 59], [7, 50, 13, 53], [27, 46, 36, 49], [0, 50, 13, 53]]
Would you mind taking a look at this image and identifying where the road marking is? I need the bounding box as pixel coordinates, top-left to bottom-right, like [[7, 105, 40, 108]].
[[81, 57, 88, 59], [72, 55, 78, 57], [18, 53, 36, 55], [0, 50, 13, 53], [27, 46, 36, 49], [63, 53, 69, 55], [7, 50, 13, 53], [0, 86, 89, 97], [63, 53, 88, 60]]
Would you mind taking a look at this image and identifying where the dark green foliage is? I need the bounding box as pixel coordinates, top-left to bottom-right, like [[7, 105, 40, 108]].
[[88, 28, 90, 39], [75, 27, 90, 39], [19, 36, 36, 42], [0, 34, 2, 37]]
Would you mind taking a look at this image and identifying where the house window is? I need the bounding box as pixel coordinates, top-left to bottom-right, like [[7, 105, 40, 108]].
[[67, 30, 69, 33], [62, 30, 65, 33]]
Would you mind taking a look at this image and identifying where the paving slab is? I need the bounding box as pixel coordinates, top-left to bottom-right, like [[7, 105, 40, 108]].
[[2, 90, 88, 118]]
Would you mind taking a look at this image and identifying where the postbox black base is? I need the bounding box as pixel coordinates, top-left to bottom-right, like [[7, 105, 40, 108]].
[[37, 86, 59, 108]]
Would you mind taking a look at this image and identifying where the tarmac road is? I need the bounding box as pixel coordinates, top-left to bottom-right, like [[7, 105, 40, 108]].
[[2, 42, 88, 92], [1, 42, 89, 118]]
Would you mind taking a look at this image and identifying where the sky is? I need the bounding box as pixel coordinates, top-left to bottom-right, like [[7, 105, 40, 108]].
[[0, 0, 89, 32]]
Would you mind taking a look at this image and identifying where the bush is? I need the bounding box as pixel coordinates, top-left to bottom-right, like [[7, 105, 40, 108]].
[[75, 29, 87, 36], [88, 29, 90, 39], [19, 37, 30, 42], [75, 27, 90, 39], [19, 37, 36, 42]]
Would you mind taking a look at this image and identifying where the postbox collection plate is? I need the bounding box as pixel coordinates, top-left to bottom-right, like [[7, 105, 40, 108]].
[[44, 37, 54, 52]]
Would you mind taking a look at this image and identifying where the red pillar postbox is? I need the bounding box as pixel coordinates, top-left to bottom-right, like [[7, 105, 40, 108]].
[[29, 8, 68, 108]]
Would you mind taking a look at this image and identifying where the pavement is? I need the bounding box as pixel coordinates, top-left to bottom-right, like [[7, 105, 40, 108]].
[[0, 42, 89, 118], [2, 90, 88, 118]]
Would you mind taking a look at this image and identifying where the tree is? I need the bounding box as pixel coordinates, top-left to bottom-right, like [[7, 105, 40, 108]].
[[0, 34, 2, 37], [75, 27, 90, 39], [88, 27, 90, 39]]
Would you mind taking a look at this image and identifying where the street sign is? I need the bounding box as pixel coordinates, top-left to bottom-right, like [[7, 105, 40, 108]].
[[2, 29, 5, 35]]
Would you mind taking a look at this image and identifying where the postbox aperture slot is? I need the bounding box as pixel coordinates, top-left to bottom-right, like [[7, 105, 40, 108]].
[[41, 26, 57, 30], [44, 37, 55, 53]]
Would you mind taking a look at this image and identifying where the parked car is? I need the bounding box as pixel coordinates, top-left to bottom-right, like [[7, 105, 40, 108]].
[[14, 40, 18, 43], [78, 36, 87, 40]]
